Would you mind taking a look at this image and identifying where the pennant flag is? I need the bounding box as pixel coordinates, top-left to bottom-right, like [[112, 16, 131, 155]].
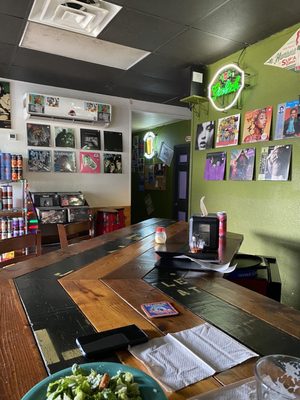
[[264, 28, 300, 72]]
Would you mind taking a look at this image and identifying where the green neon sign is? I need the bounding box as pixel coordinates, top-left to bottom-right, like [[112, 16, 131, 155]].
[[208, 64, 245, 112]]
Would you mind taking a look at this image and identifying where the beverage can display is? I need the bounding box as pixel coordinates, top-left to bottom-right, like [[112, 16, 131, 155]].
[[217, 211, 227, 238]]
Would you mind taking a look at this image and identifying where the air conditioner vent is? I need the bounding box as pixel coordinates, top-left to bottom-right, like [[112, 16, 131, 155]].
[[28, 0, 122, 37]]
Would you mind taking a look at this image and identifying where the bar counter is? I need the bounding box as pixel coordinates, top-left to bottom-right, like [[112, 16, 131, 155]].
[[1, 218, 300, 400]]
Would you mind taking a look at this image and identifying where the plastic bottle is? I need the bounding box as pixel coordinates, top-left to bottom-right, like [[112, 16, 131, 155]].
[[155, 226, 167, 244]]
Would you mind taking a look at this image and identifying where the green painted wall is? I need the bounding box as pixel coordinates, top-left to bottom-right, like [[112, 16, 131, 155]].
[[190, 23, 300, 309], [131, 120, 190, 224]]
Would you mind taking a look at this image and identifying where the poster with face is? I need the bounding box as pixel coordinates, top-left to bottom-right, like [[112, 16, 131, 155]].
[[54, 151, 77, 172], [229, 148, 255, 181], [104, 153, 122, 173], [28, 149, 52, 172], [274, 100, 300, 139], [242, 106, 272, 143], [0, 81, 11, 128], [27, 123, 51, 147], [204, 152, 226, 180], [258, 145, 292, 181], [216, 114, 240, 147], [195, 121, 215, 150]]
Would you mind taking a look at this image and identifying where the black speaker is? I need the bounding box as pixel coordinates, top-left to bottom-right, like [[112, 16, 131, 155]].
[[181, 65, 207, 98]]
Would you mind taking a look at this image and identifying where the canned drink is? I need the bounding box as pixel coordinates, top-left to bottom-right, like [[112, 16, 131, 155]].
[[18, 229, 24, 236], [7, 232, 12, 239], [1, 217, 7, 232], [1, 232, 8, 240], [11, 168, 18, 181], [12, 217, 19, 229], [217, 211, 227, 238], [1, 186, 7, 198], [6, 184, 12, 198], [11, 155, 17, 168], [2, 198, 8, 210], [17, 155, 23, 168], [7, 218, 12, 232], [7, 198, 12, 210], [13, 230, 19, 237], [18, 217, 25, 227], [17, 167, 23, 180]]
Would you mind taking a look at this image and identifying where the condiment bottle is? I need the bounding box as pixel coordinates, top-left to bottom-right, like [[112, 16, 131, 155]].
[[155, 226, 167, 244]]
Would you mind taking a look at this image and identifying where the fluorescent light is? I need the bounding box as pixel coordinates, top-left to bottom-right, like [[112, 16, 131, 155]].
[[19, 22, 150, 70]]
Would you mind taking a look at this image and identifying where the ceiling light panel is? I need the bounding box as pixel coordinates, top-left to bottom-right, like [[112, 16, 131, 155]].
[[19, 22, 150, 70], [29, 0, 121, 37]]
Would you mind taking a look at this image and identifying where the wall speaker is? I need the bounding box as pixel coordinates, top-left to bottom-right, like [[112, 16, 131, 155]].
[[181, 65, 207, 98]]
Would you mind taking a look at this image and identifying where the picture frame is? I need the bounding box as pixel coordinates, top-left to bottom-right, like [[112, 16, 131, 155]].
[[158, 142, 174, 166]]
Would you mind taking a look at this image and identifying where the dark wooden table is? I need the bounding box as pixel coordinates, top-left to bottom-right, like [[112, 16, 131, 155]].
[[1, 219, 300, 400]]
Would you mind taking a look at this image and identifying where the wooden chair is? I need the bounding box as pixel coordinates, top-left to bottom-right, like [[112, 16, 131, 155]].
[[57, 220, 94, 249], [0, 231, 42, 268]]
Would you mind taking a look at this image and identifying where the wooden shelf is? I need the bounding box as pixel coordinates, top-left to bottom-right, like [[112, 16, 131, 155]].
[[180, 95, 208, 104]]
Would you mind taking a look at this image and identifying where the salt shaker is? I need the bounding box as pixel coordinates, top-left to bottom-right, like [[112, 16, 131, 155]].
[[155, 226, 167, 244]]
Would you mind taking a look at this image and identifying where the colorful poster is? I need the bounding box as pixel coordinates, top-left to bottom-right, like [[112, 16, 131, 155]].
[[274, 100, 300, 139], [0, 81, 11, 128], [28, 149, 52, 172], [195, 121, 215, 150], [204, 152, 226, 180], [242, 106, 272, 143], [258, 145, 292, 181], [229, 148, 255, 181], [55, 127, 76, 148], [28, 94, 45, 114], [27, 123, 51, 147], [80, 152, 100, 173], [54, 151, 76, 172], [216, 114, 240, 147], [264, 28, 300, 72], [104, 153, 122, 173]]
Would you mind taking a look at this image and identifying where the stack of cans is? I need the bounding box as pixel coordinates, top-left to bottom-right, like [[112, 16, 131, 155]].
[[0, 153, 23, 181], [0, 184, 13, 210], [0, 216, 25, 239]]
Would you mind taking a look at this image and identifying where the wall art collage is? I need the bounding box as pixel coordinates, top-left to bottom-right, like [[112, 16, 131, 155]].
[[196, 99, 299, 181], [27, 123, 123, 174]]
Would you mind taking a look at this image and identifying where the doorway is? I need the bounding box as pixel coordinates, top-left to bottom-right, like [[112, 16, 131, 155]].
[[173, 144, 190, 221]]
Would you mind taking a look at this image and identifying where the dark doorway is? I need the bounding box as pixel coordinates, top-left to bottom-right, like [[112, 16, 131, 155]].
[[173, 144, 190, 221]]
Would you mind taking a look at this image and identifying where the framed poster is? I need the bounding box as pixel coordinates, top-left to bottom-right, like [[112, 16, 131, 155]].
[[28, 149, 52, 172], [195, 121, 215, 150], [0, 81, 11, 128], [55, 127, 76, 148], [158, 142, 174, 166], [54, 151, 76, 172], [216, 114, 240, 147], [229, 148, 255, 181], [204, 152, 226, 180], [27, 123, 51, 147], [80, 152, 100, 173], [80, 128, 101, 150], [274, 100, 300, 139], [104, 153, 122, 173], [258, 145, 292, 181], [242, 106, 272, 143], [103, 131, 123, 152]]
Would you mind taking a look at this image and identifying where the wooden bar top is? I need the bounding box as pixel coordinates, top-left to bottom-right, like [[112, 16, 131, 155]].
[[0, 219, 299, 400]]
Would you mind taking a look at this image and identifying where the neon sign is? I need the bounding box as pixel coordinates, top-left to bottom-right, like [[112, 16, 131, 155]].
[[208, 64, 245, 112], [143, 131, 155, 159]]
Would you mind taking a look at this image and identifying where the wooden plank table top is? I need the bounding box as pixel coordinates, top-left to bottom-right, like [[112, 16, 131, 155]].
[[0, 219, 299, 400]]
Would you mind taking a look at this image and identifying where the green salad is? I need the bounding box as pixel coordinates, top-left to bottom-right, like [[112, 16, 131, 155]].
[[46, 364, 142, 400]]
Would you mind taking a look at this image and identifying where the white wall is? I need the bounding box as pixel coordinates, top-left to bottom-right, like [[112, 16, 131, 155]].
[[0, 78, 132, 207], [0, 77, 191, 207]]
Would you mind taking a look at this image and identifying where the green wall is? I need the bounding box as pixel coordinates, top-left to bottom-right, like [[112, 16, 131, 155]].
[[131, 120, 190, 224], [190, 23, 300, 309]]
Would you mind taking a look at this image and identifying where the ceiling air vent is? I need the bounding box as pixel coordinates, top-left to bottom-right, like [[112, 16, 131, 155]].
[[28, 0, 122, 37]]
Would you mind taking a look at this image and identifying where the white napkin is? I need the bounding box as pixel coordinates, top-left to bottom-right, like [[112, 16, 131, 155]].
[[129, 323, 258, 391]]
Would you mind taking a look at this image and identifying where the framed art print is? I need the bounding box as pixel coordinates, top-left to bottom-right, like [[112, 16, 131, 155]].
[[158, 142, 174, 166]]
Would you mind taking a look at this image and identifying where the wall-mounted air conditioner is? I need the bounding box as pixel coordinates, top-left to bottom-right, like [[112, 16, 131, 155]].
[[24, 93, 112, 126]]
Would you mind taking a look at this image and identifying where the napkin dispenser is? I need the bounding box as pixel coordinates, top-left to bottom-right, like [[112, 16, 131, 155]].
[[189, 214, 219, 251]]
